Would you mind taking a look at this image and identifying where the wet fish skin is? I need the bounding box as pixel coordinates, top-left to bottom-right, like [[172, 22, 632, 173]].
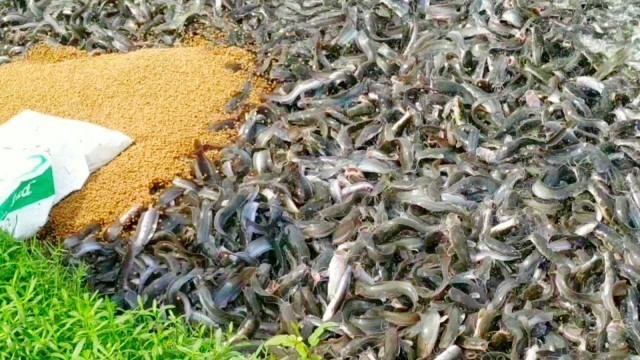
[[213, 268, 256, 308], [165, 267, 203, 303], [355, 281, 419, 308], [445, 213, 471, 268], [555, 265, 602, 305], [416, 308, 441, 358], [50, 0, 640, 356], [382, 327, 399, 360], [434, 345, 462, 360], [131, 208, 160, 250], [529, 233, 576, 271], [327, 249, 347, 301], [214, 191, 250, 236], [114, 209, 159, 291], [322, 266, 352, 321], [446, 287, 485, 311], [438, 305, 463, 349]]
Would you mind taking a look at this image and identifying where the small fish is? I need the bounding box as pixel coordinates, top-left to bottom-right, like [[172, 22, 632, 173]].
[[224, 62, 243, 72], [382, 327, 400, 360], [434, 345, 462, 360], [214, 191, 251, 236], [331, 210, 360, 244], [193, 140, 219, 183], [438, 306, 463, 349], [224, 78, 252, 113], [165, 267, 204, 303], [416, 309, 441, 358], [213, 268, 256, 308], [445, 213, 471, 267], [446, 288, 485, 311], [327, 249, 348, 301], [51, 0, 640, 356], [209, 119, 239, 132], [555, 265, 602, 305], [63, 222, 101, 250], [322, 266, 352, 321], [355, 281, 419, 308]]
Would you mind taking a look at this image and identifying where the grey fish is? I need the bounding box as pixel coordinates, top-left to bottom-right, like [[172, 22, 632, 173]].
[[52, 0, 640, 356], [416, 308, 441, 358], [322, 266, 351, 321], [355, 281, 419, 308]]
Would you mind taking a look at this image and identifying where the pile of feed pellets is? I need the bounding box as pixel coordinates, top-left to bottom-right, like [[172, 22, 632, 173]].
[[0, 43, 269, 237]]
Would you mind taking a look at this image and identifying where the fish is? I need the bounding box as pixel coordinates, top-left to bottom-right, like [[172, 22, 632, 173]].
[[209, 119, 239, 132], [415, 308, 441, 358], [355, 281, 419, 308], [438, 306, 463, 349], [224, 62, 243, 72], [434, 345, 462, 360], [322, 266, 351, 321], [382, 327, 400, 360], [52, 0, 640, 356], [224, 78, 252, 114], [555, 265, 603, 305], [326, 249, 347, 301]]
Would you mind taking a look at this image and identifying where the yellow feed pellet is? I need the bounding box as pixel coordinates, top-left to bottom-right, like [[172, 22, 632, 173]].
[[22, 44, 87, 63], [0, 44, 269, 237]]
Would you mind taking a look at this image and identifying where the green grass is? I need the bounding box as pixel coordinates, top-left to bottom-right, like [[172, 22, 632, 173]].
[[0, 232, 251, 359]]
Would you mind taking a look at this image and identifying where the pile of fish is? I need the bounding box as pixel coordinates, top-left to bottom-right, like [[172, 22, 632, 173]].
[[0, 0, 247, 63], [8, 0, 640, 358]]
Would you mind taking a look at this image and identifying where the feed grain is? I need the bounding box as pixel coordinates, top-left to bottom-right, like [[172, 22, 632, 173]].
[[0, 45, 268, 237]]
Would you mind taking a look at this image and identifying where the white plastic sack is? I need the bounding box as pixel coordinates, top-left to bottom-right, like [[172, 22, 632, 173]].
[[0, 151, 55, 240], [0, 110, 133, 239], [0, 110, 133, 172]]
